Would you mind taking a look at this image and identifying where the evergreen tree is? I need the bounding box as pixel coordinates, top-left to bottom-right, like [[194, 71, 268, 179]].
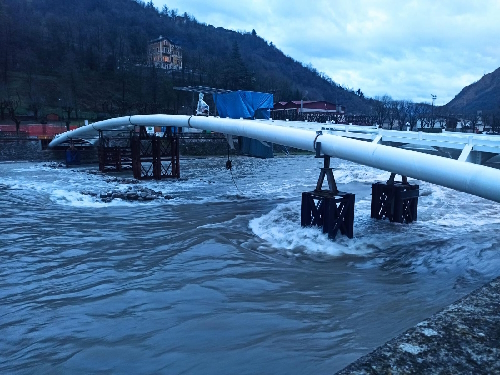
[[224, 42, 252, 91]]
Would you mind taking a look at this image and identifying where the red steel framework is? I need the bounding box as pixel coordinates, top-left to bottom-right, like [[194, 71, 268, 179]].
[[98, 127, 180, 180], [131, 127, 180, 180]]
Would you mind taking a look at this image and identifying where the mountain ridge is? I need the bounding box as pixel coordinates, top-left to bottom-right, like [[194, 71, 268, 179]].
[[445, 67, 500, 114]]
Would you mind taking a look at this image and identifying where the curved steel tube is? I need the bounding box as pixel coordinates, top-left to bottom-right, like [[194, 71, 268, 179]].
[[50, 115, 500, 203]]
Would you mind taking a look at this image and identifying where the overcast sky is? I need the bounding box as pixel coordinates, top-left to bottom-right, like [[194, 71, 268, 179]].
[[152, 0, 500, 104]]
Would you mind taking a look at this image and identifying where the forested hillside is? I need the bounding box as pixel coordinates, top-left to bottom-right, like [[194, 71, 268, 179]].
[[445, 67, 500, 115], [0, 0, 371, 123]]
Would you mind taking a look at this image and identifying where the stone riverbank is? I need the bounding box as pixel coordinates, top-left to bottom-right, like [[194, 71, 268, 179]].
[[336, 277, 500, 374]]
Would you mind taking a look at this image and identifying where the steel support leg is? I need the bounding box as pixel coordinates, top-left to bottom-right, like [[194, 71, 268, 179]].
[[371, 176, 419, 223]]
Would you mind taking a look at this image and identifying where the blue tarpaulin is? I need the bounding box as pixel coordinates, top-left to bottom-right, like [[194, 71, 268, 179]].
[[213, 91, 273, 119], [213, 91, 274, 158]]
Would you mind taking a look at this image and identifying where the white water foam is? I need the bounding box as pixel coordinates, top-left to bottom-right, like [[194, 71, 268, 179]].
[[50, 189, 138, 208], [249, 202, 374, 257], [249, 175, 500, 265], [333, 162, 389, 184]]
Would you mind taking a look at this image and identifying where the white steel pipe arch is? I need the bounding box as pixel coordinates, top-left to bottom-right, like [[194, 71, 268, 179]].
[[50, 115, 500, 203]]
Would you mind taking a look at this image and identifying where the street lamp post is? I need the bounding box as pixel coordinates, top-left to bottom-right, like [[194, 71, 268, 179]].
[[300, 90, 308, 118], [431, 94, 437, 127]]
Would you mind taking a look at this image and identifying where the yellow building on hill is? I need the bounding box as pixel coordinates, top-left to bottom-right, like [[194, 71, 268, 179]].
[[148, 36, 182, 70]]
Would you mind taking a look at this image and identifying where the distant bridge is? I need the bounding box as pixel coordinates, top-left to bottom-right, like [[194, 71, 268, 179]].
[[290, 122, 500, 165]]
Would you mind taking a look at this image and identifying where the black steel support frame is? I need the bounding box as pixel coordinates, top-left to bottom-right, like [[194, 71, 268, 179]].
[[131, 127, 180, 180], [301, 191, 355, 239], [98, 130, 133, 172], [371, 174, 419, 223], [315, 146, 338, 194], [300, 139, 355, 239]]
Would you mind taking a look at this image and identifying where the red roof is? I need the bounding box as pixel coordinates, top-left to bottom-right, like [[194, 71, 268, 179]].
[[0, 124, 77, 137]]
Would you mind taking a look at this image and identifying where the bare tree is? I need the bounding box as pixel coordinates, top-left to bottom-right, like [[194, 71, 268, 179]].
[[386, 100, 398, 130], [434, 106, 447, 129], [61, 104, 73, 130], [27, 77, 45, 121], [404, 101, 418, 131], [468, 112, 480, 133], [448, 116, 458, 130], [415, 103, 429, 130], [396, 100, 409, 130], [0, 83, 8, 121], [7, 95, 22, 136], [492, 112, 500, 134], [459, 116, 470, 131], [482, 112, 492, 132], [0, 99, 8, 121], [373, 95, 392, 127], [28, 94, 44, 121]]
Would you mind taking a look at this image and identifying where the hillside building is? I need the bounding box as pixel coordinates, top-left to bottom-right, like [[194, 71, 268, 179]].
[[148, 36, 182, 70]]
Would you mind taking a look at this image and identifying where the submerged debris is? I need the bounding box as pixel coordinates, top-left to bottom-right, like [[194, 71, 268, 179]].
[[81, 187, 172, 203], [43, 162, 66, 169], [40, 163, 177, 202]]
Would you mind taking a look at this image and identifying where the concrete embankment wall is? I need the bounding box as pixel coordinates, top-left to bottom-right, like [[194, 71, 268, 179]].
[[336, 277, 500, 375], [0, 137, 231, 163], [0, 136, 291, 162], [0, 140, 68, 162]]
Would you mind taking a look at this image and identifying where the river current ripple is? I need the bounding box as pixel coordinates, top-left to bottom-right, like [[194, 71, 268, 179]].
[[1, 156, 499, 374]]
